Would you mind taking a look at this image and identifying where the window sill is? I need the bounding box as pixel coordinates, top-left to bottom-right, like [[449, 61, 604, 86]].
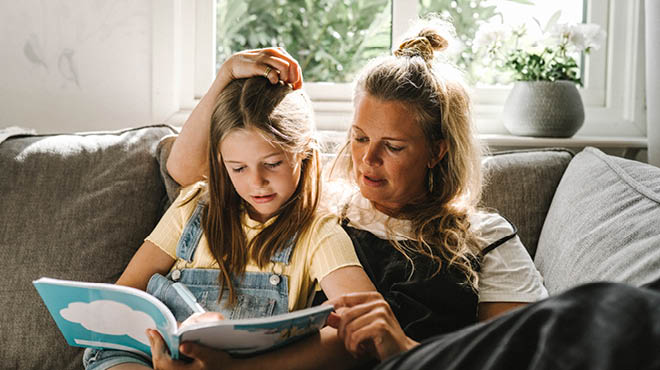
[[480, 134, 647, 159]]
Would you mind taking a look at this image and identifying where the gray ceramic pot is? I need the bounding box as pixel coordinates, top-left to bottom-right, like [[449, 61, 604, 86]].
[[502, 80, 585, 138]]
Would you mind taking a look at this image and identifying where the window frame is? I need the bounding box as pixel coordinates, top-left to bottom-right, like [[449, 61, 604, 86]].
[[158, 0, 645, 139]]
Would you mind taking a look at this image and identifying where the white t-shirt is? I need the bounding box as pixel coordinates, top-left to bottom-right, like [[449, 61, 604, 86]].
[[323, 185, 548, 303]]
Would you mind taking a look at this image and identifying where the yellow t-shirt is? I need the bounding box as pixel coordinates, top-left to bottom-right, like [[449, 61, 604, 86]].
[[145, 184, 361, 311]]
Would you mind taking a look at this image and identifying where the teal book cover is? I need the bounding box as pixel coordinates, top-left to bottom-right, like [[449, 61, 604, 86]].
[[33, 277, 333, 359]]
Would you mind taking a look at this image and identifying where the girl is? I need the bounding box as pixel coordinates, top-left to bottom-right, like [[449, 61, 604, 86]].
[[83, 74, 375, 370]]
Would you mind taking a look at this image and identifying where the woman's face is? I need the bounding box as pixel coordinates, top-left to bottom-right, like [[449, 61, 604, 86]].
[[350, 93, 441, 215]]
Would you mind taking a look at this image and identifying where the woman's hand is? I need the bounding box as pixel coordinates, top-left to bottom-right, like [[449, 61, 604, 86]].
[[166, 47, 303, 186], [217, 48, 303, 90], [325, 292, 419, 362], [148, 329, 234, 370]]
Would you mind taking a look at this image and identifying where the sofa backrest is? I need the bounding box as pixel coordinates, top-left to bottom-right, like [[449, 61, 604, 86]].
[[481, 148, 574, 258], [0, 125, 176, 370]]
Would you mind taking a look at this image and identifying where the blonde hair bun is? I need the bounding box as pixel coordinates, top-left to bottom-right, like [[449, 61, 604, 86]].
[[394, 28, 449, 62]]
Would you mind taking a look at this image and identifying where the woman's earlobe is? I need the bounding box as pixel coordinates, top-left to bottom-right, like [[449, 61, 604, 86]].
[[428, 140, 448, 169]]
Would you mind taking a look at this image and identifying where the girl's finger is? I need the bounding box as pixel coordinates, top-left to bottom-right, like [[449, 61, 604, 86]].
[[147, 329, 169, 363]]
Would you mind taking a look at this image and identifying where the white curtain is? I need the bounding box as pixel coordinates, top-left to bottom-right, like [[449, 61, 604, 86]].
[[646, 0, 660, 166]]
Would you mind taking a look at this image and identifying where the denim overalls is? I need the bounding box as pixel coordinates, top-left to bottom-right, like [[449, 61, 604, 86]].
[[83, 202, 295, 369], [147, 202, 294, 321]]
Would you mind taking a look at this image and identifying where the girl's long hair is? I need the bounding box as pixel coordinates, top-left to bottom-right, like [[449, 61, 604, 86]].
[[195, 78, 320, 305], [331, 18, 486, 289]]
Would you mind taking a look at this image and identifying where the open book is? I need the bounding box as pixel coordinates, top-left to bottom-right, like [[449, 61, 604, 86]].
[[33, 277, 333, 360]]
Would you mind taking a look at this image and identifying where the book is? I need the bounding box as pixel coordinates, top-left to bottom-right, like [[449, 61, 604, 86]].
[[33, 277, 333, 360]]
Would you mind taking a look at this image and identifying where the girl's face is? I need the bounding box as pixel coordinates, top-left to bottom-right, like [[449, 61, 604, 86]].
[[220, 128, 302, 223], [350, 93, 443, 216]]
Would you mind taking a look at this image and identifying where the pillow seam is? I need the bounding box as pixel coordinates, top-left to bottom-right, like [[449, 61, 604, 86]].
[[585, 148, 660, 204]]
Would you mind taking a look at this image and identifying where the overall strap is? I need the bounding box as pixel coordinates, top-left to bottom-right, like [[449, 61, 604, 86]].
[[340, 203, 350, 227], [481, 216, 519, 256], [269, 233, 297, 265], [175, 202, 205, 262]]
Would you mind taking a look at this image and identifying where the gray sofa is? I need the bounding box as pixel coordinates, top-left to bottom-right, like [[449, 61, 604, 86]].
[[2, 125, 659, 369]]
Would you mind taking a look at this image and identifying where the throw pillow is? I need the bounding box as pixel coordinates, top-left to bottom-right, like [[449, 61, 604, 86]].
[[534, 147, 660, 295]]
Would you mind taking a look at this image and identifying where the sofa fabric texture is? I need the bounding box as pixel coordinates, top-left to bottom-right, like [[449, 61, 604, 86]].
[[481, 148, 574, 258], [535, 147, 660, 295], [0, 125, 176, 370]]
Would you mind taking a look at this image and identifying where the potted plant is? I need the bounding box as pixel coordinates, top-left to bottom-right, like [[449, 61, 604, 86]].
[[473, 14, 606, 137]]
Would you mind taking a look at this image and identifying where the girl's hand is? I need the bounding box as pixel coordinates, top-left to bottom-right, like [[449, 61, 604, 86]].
[[217, 48, 303, 90], [325, 292, 419, 362], [148, 329, 234, 370], [179, 311, 225, 329]]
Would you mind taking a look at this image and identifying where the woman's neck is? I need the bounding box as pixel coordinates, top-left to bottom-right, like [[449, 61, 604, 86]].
[[371, 201, 401, 218]]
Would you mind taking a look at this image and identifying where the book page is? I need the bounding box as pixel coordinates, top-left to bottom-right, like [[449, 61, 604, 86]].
[[178, 304, 333, 356], [33, 277, 178, 359]]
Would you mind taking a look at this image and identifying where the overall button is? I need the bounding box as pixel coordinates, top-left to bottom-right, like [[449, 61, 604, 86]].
[[269, 274, 281, 286], [171, 269, 182, 281]]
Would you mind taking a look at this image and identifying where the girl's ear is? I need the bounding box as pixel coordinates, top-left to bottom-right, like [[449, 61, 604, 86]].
[[428, 140, 448, 169]]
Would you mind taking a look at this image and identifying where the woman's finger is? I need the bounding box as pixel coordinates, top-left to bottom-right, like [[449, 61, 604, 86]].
[[226, 51, 289, 84], [334, 297, 392, 340], [339, 304, 393, 353], [327, 291, 385, 310], [256, 47, 304, 88], [274, 47, 303, 89], [348, 322, 401, 361], [224, 47, 303, 88]]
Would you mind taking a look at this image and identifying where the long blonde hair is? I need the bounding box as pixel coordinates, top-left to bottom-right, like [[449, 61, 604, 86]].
[[333, 19, 485, 289], [199, 78, 320, 305]]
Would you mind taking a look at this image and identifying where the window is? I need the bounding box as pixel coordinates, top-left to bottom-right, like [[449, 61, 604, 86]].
[[217, 0, 392, 83], [167, 0, 643, 137]]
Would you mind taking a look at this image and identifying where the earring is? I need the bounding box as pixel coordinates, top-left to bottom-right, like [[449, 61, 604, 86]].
[[427, 170, 434, 193]]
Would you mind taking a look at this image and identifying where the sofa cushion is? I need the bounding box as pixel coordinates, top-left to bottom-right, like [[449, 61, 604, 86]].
[[535, 147, 660, 295], [481, 148, 574, 258], [157, 135, 182, 207], [0, 125, 176, 370]]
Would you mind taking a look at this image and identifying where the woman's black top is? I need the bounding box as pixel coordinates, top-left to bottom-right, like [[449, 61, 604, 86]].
[[314, 220, 516, 342]]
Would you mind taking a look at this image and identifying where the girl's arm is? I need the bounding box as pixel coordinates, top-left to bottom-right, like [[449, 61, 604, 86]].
[[319, 265, 377, 298], [167, 48, 303, 187], [116, 240, 175, 290]]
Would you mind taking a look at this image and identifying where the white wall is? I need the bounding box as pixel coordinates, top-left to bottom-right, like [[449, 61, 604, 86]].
[[646, 0, 660, 167], [0, 1, 153, 134]]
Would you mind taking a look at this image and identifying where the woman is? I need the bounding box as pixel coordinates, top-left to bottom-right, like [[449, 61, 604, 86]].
[[148, 20, 547, 369]]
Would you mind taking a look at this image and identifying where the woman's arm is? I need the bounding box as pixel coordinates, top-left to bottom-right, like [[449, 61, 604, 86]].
[[478, 302, 527, 321], [167, 48, 303, 186], [116, 240, 176, 290]]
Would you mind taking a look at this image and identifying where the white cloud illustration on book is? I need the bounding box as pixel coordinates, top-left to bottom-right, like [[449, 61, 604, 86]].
[[60, 300, 155, 346]]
